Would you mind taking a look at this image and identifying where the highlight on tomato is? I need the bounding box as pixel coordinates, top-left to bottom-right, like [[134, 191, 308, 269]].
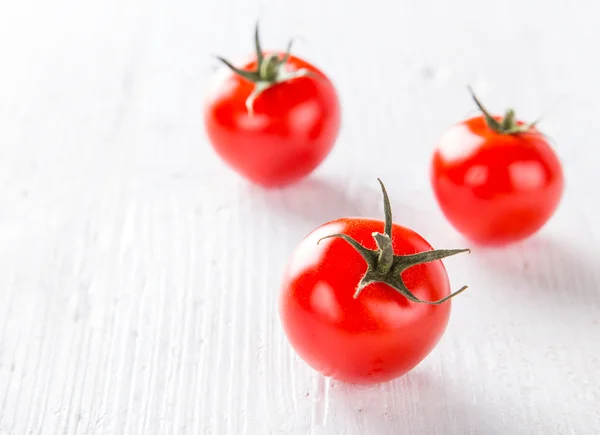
[[204, 22, 341, 188], [431, 87, 564, 245], [279, 179, 470, 385]]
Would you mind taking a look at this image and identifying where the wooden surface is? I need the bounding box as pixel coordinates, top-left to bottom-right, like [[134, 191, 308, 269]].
[[1, 0, 600, 433]]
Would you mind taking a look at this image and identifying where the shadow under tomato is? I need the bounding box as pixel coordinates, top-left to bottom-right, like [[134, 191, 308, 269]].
[[321, 370, 520, 435], [246, 176, 437, 232], [243, 177, 357, 228], [471, 234, 599, 312]]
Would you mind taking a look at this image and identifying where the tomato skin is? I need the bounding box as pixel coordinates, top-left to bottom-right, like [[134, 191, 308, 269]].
[[431, 116, 564, 245], [279, 218, 453, 385], [204, 53, 340, 187]]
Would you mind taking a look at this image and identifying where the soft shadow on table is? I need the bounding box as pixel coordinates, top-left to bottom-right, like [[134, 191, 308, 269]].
[[326, 372, 531, 435], [471, 234, 599, 312], [245, 176, 430, 230], [245, 177, 359, 227]]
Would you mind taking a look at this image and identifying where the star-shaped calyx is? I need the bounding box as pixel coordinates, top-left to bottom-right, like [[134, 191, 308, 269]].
[[216, 22, 312, 115], [318, 179, 471, 303], [468, 86, 541, 135]]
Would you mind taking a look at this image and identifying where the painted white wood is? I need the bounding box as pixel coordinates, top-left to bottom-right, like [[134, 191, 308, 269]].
[[1, 0, 599, 433]]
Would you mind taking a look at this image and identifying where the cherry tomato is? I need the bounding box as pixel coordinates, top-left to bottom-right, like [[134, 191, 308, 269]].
[[204, 23, 340, 187], [279, 180, 469, 384], [431, 88, 564, 245]]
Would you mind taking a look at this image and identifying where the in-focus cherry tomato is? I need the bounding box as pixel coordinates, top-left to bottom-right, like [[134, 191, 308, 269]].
[[431, 88, 564, 246], [204, 23, 340, 187], [279, 180, 469, 385]]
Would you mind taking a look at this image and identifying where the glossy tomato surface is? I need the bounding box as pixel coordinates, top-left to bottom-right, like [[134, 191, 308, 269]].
[[204, 53, 340, 187], [279, 218, 453, 384], [431, 116, 563, 245]]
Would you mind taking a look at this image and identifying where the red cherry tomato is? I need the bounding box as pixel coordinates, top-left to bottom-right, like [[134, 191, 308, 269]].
[[279, 180, 469, 384], [204, 24, 340, 187], [431, 89, 564, 245]]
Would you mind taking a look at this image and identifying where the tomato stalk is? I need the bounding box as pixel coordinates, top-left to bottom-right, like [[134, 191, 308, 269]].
[[468, 86, 541, 135], [318, 179, 470, 303], [216, 22, 312, 115]]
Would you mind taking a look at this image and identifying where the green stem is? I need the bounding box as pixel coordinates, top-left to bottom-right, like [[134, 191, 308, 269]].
[[373, 233, 394, 274], [377, 178, 393, 237], [318, 179, 471, 304], [468, 85, 503, 132], [215, 21, 312, 115], [467, 86, 538, 135], [258, 54, 280, 82], [254, 21, 264, 66]]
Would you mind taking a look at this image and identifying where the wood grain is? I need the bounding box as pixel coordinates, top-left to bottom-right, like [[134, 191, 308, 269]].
[[1, 0, 599, 433]]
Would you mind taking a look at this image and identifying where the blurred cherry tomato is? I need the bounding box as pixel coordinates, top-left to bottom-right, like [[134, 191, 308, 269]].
[[204, 23, 340, 187], [431, 88, 564, 245]]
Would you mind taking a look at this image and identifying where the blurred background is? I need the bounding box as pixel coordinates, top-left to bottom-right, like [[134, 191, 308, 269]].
[[1, 0, 599, 434]]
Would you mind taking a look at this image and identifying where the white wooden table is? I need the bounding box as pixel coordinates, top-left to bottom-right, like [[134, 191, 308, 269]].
[[1, 0, 599, 433]]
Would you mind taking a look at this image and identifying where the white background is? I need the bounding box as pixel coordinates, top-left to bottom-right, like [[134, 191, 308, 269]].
[[1, 0, 599, 434]]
